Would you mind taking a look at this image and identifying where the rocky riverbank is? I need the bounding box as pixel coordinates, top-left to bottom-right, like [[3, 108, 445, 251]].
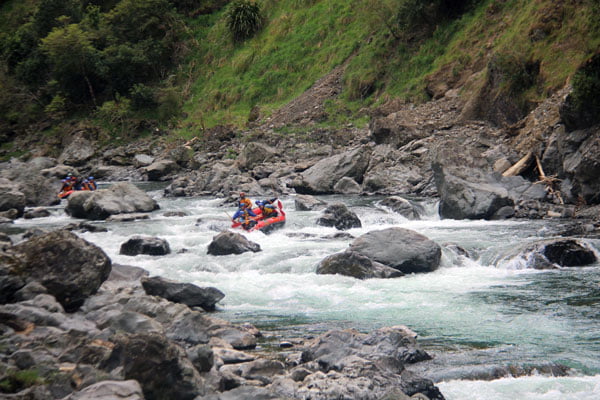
[[1, 229, 443, 400], [1, 81, 600, 399]]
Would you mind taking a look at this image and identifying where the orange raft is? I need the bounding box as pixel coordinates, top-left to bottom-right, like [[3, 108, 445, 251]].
[[231, 201, 286, 233]]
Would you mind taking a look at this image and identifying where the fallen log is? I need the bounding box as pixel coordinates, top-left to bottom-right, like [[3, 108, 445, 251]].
[[502, 152, 533, 177]]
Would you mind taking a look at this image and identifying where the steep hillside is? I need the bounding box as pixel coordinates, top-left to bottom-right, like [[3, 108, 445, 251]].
[[180, 0, 599, 132], [0, 0, 598, 157]]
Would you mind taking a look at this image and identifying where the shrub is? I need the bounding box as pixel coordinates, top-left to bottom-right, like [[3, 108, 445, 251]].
[[226, 0, 263, 42], [129, 83, 157, 110], [487, 52, 539, 95], [561, 53, 600, 131]]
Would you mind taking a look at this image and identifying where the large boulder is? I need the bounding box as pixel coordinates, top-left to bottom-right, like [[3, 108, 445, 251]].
[[349, 228, 441, 274], [59, 135, 95, 166], [0, 158, 61, 207], [141, 275, 225, 311], [116, 332, 206, 399], [380, 196, 422, 220], [119, 236, 171, 256], [144, 159, 180, 181], [294, 194, 327, 211], [316, 251, 404, 279], [65, 182, 159, 220], [237, 142, 278, 171], [7, 230, 111, 312], [0, 180, 26, 217], [316, 203, 362, 230], [207, 231, 261, 255], [432, 163, 514, 220], [292, 147, 370, 194]]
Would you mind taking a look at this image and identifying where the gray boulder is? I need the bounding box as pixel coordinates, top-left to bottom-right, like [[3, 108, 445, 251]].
[[63, 380, 144, 400], [0, 180, 26, 217], [65, 182, 159, 220], [8, 230, 111, 312], [292, 147, 370, 194], [350, 228, 441, 274], [116, 332, 206, 399], [144, 159, 179, 181], [316, 251, 404, 279], [58, 134, 95, 166], [237, 142, 278, 171], [294, 194, 327, 211], [432, 163, 514, 220], [316, 203, 362, 230], [119, 235, 171, 256], [333, 177, 361, 194], [207, 231, 261, 255], [380, 196, 422, 220], [141, 275, 225, 311]]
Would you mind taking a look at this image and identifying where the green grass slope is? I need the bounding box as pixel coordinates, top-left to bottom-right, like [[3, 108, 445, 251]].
[[178, 0, 599, 134]]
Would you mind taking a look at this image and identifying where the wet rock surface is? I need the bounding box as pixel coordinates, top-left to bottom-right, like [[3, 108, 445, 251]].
[[0, 230, 442, 400]]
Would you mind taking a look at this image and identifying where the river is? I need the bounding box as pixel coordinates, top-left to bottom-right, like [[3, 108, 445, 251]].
[[8, 185, 600, 400]]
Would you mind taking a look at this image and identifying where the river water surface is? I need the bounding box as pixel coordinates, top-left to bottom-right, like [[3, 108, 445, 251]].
[[9, 186, 600, 400]]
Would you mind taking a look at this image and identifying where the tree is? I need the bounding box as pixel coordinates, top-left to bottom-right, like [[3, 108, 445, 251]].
[[40, 23, 103, 104]]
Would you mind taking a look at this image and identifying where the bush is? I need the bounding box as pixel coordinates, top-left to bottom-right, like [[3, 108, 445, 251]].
[[226, 0, 263, 42], [561, 53, 600, 131], [487, 52, 539, 95], [129, 83, 157, 110]]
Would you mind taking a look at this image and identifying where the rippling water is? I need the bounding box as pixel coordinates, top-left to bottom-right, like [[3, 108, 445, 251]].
[[7, 186, 600, 400]]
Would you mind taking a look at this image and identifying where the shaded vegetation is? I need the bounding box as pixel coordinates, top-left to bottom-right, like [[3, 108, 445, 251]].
[[0, 0, 598, 150]]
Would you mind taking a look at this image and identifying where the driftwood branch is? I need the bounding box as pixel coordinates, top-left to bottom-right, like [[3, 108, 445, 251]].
[[534, 155, 564, 205], [502, 152, 533, 177]]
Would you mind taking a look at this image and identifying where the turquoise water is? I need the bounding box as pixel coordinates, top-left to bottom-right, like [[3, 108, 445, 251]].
[[9, 191, 600, 399]]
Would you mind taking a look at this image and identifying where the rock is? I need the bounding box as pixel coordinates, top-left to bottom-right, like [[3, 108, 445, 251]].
[[8, 230, 111, 312], [294, 194, 327, 211], [333, 177, 361, 194], [187, 344, 214, 373], [106, 213, 150, 222], [65, 182, 159, 220], [317, 250, 404, 279], [369, 116, 428, 147], [432, 163, 514, 220], [119, 236, 171, 256], [542, 239, 596, 267], [316, 203, 362, 230], [58, 134, 96, 166], [23, 207, 51, 219], [292, 147, 370, 194], [350, 228, 441, 274], [62, 380, 144, 400], [141, 275, 225, 311], [0, 231, 12, 251], [207, 231, 261, 256], [0, 181, 26, 217], [133, 154, 155, 167], [380, 196, 422, 220], [116, 332, 206, 399], [144, 159, 179, 181], [237, 142, 278, 171]]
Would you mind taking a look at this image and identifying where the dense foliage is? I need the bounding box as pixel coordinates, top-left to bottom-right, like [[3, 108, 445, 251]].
[[0, 0, 186, 125]]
